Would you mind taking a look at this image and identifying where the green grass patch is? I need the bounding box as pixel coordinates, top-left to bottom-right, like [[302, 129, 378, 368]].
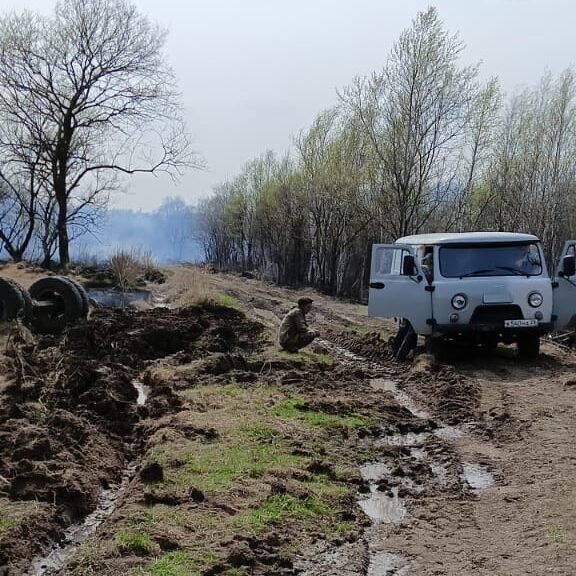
[[115, 529, 154, 555], [303, 473, 349, 498], [273, 397, 369, 430], [296, 350, 334, 366], [168, 441, 303, 493], [329, 521, 354, 538], [545, 526, 566, 543], [181, 382, 278, 409], [214, 294, 237, 308], [274, 349, 334, 367], [139, 551, 218, 576], [130, 507, 190, 530], [239, 423, 279, 442], [236, 494, 328, 535], [0, 518, 14, 538]]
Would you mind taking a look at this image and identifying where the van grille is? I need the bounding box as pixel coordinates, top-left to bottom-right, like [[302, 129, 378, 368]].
[[470, 305, 523, 325]]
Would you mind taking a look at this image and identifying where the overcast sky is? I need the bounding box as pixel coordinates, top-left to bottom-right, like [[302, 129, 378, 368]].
[[1, 0, 575, 211]]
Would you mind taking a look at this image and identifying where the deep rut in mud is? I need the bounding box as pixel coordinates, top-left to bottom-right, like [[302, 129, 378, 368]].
[[296, 336, 491, 575], [0, 304, 263, 575]]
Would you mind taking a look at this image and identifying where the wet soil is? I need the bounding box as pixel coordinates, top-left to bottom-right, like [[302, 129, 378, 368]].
[[0, 303, 263, 574], [0, 266, 574, 575]]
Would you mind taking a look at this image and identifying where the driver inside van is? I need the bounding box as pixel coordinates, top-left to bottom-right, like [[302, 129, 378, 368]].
[[416, 245, 433, 283], [421, 252, 433, 283], [514, 245, 538, 274]]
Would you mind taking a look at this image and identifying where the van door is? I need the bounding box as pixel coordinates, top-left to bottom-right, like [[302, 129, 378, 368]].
[[368, 244, 433, 334], [552, 240, 576, 329]]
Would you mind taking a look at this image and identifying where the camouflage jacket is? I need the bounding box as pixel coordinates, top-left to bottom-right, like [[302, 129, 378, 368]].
[[278, 307, 310, 345]]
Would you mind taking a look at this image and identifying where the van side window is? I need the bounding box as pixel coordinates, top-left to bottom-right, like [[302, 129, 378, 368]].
[[374, 247, 412, 276]]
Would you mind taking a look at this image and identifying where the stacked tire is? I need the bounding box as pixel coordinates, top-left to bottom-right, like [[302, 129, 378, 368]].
[[0, 278, 33, 324], [29, 276, 89, 334]]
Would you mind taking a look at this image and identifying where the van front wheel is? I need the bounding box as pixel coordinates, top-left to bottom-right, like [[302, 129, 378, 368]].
[[517, 334, 540, 360]]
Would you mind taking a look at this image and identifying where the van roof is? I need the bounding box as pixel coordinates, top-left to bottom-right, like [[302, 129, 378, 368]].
[[396, 232, 539, 245]]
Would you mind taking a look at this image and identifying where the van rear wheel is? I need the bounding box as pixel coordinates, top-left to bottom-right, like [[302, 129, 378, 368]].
[[517, 334, 540, 360]]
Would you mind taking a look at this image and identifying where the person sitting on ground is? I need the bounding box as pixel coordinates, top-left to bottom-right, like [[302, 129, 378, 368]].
[[278, 297, 319, 352]]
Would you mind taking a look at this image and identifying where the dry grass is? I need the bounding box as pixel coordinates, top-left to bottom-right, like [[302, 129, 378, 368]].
[[141, 250, 156, 277], [167, 267, 215, 307], [110, 248, 143, 290]]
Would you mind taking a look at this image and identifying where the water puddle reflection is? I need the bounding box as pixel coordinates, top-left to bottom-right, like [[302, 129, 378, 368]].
[[370, 378, 431, 419], [359, 488, 406, 524], [368, 552, 413, 576], [27, 464, 136, 575], [132, 380, 149, 406], [359, 463, 406, 524], [461, 462, 494, 491], [87, 288, 151, 308]]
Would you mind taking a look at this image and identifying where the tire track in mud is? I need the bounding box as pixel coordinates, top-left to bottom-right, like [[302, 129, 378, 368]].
[[297, 337, 494, 576], [250, 299, 491, 574]]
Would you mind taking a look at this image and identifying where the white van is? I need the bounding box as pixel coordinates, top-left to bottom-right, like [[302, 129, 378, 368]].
[[368, 232, 576, 359]]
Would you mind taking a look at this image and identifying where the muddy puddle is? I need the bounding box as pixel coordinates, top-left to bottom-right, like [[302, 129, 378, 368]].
[[370, 377, 431, 419], [26, 465, 137, 576], [87, 288, 151, 308], [358, 462, 407, 524], [87, 289, 170, 309], [461, 462, 495, 491], [371, 378, 469, 446], [132, 380, 149, 406], [367, 552, 413, 576], [359, 486, 407, 524]]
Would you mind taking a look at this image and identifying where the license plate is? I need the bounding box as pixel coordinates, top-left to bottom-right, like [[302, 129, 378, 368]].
[[504, 319, 538, 328]]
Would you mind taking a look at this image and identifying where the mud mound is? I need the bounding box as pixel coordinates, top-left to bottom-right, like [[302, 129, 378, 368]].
[[326, 330, 394, 362], [403, 355, 480, 425]]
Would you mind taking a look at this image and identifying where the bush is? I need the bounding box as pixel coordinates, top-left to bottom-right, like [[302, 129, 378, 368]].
[[110, 249, 142, 290]]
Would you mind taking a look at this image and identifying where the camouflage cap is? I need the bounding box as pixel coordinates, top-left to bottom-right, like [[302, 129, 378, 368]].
[[297, 297, 313, 307]]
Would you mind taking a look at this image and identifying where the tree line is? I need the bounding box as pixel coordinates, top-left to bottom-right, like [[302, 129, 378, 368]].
[[200, 7, 576, 299], [0, 0, 193, 268]]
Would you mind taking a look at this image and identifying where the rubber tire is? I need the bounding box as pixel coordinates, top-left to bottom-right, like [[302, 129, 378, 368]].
[[517, 334, 540, 360], [0, 278, 31, 324], [30, 276, 84, 334], [395, 323, 418, 361], [19, 284, 33, 325], [59, 276, 90, 318]]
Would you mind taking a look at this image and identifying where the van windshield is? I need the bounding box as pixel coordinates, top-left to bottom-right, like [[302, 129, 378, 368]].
[[439, 243, 543, 278]]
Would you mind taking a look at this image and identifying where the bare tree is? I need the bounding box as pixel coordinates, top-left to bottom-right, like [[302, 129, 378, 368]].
[[0, 109, 50, 261], [484, 70, 576, 262], [0, 0, 196, 267], [340, 7, 480, 240], [297, 109, 372, 294]]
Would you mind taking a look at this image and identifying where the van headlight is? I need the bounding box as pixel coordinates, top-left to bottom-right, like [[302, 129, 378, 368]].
[[528, 292, 543, 308], [451, 293, 467, 310]]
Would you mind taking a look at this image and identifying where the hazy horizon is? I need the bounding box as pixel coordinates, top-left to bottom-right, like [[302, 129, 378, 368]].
[[1, 0, 575, 212]]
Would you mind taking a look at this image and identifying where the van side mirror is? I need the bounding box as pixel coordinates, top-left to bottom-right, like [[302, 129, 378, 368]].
[[562, 255, 576, 277], [402, 254, 416, 276]]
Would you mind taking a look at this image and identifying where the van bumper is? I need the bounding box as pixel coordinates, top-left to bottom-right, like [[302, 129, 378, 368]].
[[434, 322, 553, 336]]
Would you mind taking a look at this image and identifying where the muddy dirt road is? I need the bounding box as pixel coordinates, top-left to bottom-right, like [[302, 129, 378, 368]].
[[0, 266, 574, 575]]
